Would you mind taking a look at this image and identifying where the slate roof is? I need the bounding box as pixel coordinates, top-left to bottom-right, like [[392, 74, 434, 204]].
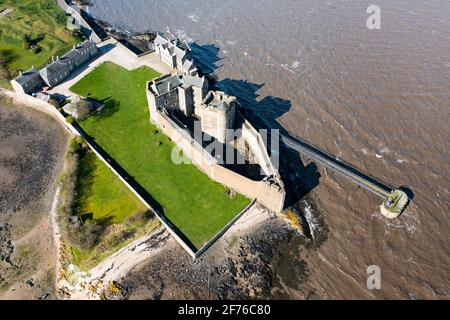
[[182, 59, 195, 71], [173, 46, 187, 59], [183, 75, 203, 88], [152, 74, 206, 96], [39, 40, 97, 87], [13, 68, 40, 86], [155, 33, 191, 63], [155, 75, 183, 95], [76, 40, 97, 51], [40, 60, 70, 81], [154, 33, 169, 46], [60, 49, 82, 63]]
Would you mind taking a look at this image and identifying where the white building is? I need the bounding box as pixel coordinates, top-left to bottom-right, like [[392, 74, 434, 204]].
[[154, 34, 197, 75], [11, 40, 98, 95]]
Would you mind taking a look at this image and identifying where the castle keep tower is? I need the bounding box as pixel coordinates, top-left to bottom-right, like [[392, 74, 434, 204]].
[[195, 91, 236, 144]]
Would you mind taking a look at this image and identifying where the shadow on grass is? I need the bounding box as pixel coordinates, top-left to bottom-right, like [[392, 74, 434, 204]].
[[69, 151, 120, 249], [0, 49, 18, 66], [72, 123, 199, 252], [0, 49, 18, 79], [72, 150, 97, 216], [91, 98, 120, 121], [70, 215, 115, 250]]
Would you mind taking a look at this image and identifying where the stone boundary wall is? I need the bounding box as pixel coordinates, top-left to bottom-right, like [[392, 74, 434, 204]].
[[195, 199, 256, 258], [242, 117, 277, 177], [114, 38, 155, 58], [157, 112, 285, 212], [1, 90, 256, 258], [0, 89, 79, 136], [1, 89, 197, 257]]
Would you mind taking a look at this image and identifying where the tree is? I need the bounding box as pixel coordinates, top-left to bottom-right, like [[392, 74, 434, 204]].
[[72, 99, 94, 121]]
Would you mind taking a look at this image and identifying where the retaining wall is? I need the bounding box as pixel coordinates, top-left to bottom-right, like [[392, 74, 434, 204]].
[[0, 89, 79, 136], [242, 118, 277, 177], [1, 90, 255, 259], [157, 112, 285, 212]]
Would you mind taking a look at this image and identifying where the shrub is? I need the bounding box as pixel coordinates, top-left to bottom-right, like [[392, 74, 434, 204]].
[[32, 45, 42, 54], [68, 221, 108, 250], [68, 136, 85, 155], [66, 116, 75, 124], [75, 99, 94, 121]]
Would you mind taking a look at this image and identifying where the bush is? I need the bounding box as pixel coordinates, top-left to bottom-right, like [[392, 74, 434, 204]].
[[66, 116, 75, 124], [68, 221, 108, 250], [32, 45, 42, 54], [68, 137, 85, 155], [126, 210, 153, 227], [75, 99, 94, 121]]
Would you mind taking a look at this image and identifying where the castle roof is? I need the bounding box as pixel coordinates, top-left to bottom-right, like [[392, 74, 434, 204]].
[[154, 33, 169, 46], [151, 74, 206, 96], [182, 58, 195, 71], [183, 74, 203, 88], [203, 91, 235, 111], [155, 33, 190, 62], [154, 74, 183, 95]]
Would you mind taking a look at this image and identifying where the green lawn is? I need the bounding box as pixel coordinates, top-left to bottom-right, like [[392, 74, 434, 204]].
[[69, 149, 159, 270], [70, 62, 251, 249], [73, 151, 147, 224], [0, 0, 82, 87]]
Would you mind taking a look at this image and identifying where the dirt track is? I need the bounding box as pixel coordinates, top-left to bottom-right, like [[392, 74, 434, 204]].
[[0, 99, 68, 299]]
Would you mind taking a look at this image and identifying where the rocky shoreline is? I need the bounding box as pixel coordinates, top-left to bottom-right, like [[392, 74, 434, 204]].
[[80, 1, 157, 55], [119, 199, 328, 300]]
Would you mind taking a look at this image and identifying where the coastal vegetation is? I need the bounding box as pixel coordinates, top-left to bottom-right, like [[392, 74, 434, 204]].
[[0, 0, 83, 88], [70, 62, 251, 249], [59, 137, 160, 271]]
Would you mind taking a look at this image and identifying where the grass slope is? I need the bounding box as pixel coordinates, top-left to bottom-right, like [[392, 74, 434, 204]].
[[69, 149, 159, 270], [73, 151, 147, 224], [70, 62, 250, 249], [0, 0, 82, 87]]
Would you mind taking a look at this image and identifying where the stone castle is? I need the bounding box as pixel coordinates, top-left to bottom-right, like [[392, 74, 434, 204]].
[[154, 33, 197, 75], [148, 35, 286, 212], [147, 73, 237, 144]]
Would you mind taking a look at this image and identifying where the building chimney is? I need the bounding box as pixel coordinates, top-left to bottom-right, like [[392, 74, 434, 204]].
[[168, 82, 173, 91], [52, 56, 54, 62], [19, 70, 22, 76]]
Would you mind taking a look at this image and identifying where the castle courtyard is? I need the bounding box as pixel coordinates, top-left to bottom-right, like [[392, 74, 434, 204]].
[[70, 62, 251, 250], [48, 38, 172, 99]]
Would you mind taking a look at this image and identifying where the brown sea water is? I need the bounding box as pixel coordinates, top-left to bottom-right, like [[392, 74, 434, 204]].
[[89, 0, 449, 299]]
